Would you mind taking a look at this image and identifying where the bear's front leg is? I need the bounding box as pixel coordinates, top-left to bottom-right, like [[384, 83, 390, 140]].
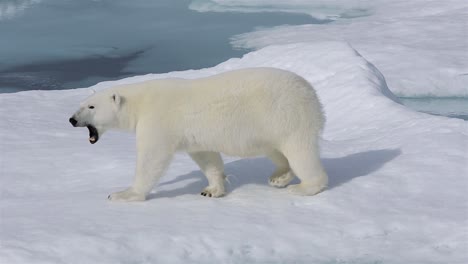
[[108, 129, 174, 202]]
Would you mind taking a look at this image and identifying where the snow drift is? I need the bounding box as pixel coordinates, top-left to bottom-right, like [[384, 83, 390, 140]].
[[0, 42, 467, 264]]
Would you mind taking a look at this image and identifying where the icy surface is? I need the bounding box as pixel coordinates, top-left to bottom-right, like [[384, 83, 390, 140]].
[[1, 42, 467, 263], [191, 0, 468, 97]]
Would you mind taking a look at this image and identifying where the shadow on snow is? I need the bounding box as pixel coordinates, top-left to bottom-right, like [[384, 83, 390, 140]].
[[148, 149, 401, 199]]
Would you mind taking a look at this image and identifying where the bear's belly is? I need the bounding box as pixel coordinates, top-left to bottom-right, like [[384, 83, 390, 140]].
[[182, 136, 274, 157]]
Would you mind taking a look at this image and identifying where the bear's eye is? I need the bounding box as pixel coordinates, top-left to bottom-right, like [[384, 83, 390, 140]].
[[88, 105, 95, 109]]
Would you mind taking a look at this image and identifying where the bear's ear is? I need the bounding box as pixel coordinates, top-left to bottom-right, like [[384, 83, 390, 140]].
[[111, 93, 121, 107]]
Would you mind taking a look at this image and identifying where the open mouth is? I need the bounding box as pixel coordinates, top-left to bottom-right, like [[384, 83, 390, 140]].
[[87, 125, 99, 144]]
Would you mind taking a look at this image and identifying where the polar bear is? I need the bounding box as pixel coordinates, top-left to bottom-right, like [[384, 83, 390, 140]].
[[69, 67, 328, 201]]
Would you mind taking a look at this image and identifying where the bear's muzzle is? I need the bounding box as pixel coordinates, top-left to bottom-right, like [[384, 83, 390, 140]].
[[69, 116, 99, 144]]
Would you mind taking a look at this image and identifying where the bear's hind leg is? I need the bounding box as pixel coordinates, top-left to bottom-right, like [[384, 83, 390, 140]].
[[189, 151, 225, 197], [281, 140, 328, 196], [268, 151, 295, 188]]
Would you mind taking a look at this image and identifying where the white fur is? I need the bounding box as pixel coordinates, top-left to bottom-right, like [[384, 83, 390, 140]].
[[70, 67, 328, 201]]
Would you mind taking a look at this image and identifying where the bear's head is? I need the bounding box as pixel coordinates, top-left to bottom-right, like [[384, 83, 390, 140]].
[[69, 91, 122, 144]]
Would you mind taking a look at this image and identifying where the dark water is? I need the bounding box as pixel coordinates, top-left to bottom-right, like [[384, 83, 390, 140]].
[[0, 0, 323, 92]]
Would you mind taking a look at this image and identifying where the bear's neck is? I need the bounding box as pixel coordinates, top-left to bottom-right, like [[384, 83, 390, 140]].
[[117, 97, 138, 132]]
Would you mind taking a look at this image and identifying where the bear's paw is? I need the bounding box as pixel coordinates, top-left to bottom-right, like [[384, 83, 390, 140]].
[[287, 183, 325, 196], [269, 170, 294, 188], [108, 188, 146, 202], [200, 185, 225, 198]]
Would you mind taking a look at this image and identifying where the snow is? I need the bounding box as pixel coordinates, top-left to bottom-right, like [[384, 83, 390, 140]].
[[190, 0, 468, 97], [1, 41, 467, 263]]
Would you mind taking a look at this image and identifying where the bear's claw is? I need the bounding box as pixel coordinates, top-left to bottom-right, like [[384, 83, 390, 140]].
[[200, 186, 225, 198], [200, 191, 212, 197]]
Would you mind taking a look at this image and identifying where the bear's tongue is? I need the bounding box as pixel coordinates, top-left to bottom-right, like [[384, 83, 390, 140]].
[[87, 125, 99, 144]]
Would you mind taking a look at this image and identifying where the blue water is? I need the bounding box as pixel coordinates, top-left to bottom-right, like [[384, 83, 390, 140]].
[[0, 0, 322, 92], [399, 97, 468, 121]]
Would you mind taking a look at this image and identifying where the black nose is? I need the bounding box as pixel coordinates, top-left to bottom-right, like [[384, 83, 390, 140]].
[[69, 117, 78, 127]]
